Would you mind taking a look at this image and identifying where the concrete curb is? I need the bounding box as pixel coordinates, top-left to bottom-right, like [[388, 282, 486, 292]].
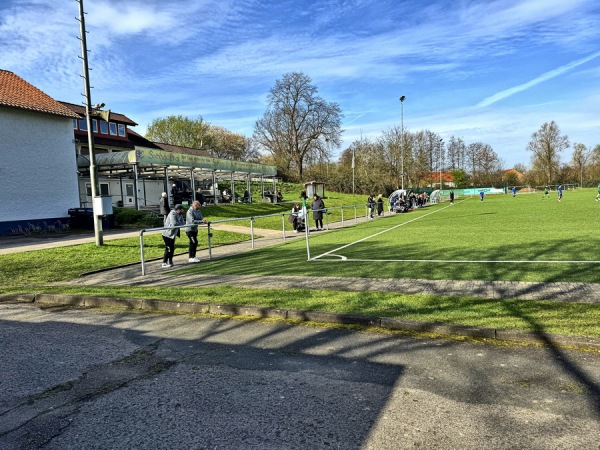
[[2, 293, 599, 350]]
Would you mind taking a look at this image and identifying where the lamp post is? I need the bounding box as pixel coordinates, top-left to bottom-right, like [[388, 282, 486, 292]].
[[439, 138, 444, 191], [399, 95, 406, 190], [352, 146, 355, 195]]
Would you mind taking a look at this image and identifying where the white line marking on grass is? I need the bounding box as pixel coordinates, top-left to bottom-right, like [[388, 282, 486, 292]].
[[314, 258, 600, 264], [311, 202, 459, 261]]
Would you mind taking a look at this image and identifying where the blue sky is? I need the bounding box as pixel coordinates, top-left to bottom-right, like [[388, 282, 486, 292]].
[[2, 0, 600, 168]]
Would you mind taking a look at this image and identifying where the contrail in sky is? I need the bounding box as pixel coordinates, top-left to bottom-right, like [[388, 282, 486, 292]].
[[344, 108, 376, 125], [477, 50, 600, 107]]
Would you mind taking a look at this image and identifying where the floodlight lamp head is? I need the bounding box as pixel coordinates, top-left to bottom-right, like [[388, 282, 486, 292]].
[[399, 95, 406, 102], [94, 102, 105, 109]]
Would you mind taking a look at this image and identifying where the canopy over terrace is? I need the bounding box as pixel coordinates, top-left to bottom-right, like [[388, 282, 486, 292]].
[[77, 147, 278, 209]]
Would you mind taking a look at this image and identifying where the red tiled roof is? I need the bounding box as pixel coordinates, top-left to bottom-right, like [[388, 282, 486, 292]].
[[59, 101, 137, 126], [0, 69, 78, 118], [126, 129, 162, 149]]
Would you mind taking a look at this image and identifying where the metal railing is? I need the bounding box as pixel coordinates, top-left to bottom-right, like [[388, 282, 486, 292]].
[[138, 203, 379, 275]]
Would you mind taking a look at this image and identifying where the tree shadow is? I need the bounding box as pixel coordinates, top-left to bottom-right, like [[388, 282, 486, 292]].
[[2, 303, 598, 449]]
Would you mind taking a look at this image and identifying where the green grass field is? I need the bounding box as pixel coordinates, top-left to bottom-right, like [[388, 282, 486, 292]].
[[1, 188, 599, 339], [181, 188, 600, 283]]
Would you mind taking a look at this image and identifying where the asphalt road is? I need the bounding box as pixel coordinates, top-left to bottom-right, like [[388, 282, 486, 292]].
[[1, 303, 599, 449]]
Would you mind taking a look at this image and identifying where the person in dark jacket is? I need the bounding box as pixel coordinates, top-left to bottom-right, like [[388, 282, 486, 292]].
[[185, 201, 205, 263], [311, 195, 325, 230], [195, 188, 206, 206], [376, 194, 384, 216], [367, 194, 375, 219]]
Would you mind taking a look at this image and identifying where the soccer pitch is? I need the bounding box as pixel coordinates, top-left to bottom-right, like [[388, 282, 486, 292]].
[[311, 189, 599, 265], [197, 188, 600, 283]]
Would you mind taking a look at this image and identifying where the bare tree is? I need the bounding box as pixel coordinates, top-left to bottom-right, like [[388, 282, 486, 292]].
[[253, 72, 343, 181], [570, 143, 591, 187], [447, 136, 466, 170], [527, 121, 569, 185]]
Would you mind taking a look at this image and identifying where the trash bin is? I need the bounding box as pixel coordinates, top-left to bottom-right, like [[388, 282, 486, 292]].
[[102, 215, 115, 230], [68, 208, 94, 229]]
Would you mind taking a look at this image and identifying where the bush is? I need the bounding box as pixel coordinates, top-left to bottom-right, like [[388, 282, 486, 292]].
[[113, 208, 163, 228]]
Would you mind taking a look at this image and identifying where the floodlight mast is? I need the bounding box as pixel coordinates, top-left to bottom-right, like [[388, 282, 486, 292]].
[[399, 96, 406, 190]]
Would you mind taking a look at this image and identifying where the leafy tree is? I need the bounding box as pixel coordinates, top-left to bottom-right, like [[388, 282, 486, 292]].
[[145, 115, 211, 149], [450, 169, 469, 188], [253, 72, 343, 181], [527, 121, 569, 184]]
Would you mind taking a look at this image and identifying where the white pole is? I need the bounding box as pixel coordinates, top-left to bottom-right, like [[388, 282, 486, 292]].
[[400, 95, 405, 191]]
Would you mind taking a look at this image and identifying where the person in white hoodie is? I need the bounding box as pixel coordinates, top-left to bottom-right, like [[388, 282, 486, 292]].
[[161, 204, 185, 268]]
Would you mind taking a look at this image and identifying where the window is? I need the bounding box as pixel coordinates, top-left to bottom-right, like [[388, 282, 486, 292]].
[[100, 120, 108, 134], [92, 119, 98, 133], [109, 122, 117, 135], [79, 119, 87, 131], [85, 183, 110, 197], [73, 119, 78, 129], [118, 124, 126, 137]]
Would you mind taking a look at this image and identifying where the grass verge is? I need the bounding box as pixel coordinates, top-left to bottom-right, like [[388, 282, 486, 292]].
[[9, 285, 600, 338]]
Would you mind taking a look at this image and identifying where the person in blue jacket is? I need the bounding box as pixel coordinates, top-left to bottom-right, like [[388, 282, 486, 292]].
[[479, 190, 485, 202]]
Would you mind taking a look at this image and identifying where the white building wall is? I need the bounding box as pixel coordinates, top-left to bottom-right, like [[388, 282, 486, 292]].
[[78, 177, 164, 208], [0, 108, 79, 222]]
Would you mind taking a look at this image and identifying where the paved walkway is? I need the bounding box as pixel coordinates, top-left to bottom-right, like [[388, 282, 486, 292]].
[[3, 217, 600, 303]]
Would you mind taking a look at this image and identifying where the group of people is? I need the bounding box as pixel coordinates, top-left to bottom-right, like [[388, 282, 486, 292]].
[[541, 185, 564, 202], [391, 192, 429, 213], [289, 193, 326, 232], [159, 193, 206, 268], [367, 194, 384, 218]]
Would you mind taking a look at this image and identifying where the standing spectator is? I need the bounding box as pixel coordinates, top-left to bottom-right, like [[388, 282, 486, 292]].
[[195, 188, 206, 206], [162, 204, 185, 268], [367, 194, 375, 219], [449, 190, 455, 205], [311, 194, 325, 230], [186, 201, 205, 263], [300, 189, 308, 201], [243, 190, 251, 203], [159, 192, 169, 220], [171, 183, 179, 205], [596, 182, 600, 201], [376, 194, 384, 216]]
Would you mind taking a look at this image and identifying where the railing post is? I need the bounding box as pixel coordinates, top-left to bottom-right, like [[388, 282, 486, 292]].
[[207, 223, 213, 260], [140, 230, 146, 275], [282, 214, 286, 241], [251, 217, 255, 248], [325, 207, 329, 230], [341, 206, 344, 228], [354, 205, 357, 224]]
